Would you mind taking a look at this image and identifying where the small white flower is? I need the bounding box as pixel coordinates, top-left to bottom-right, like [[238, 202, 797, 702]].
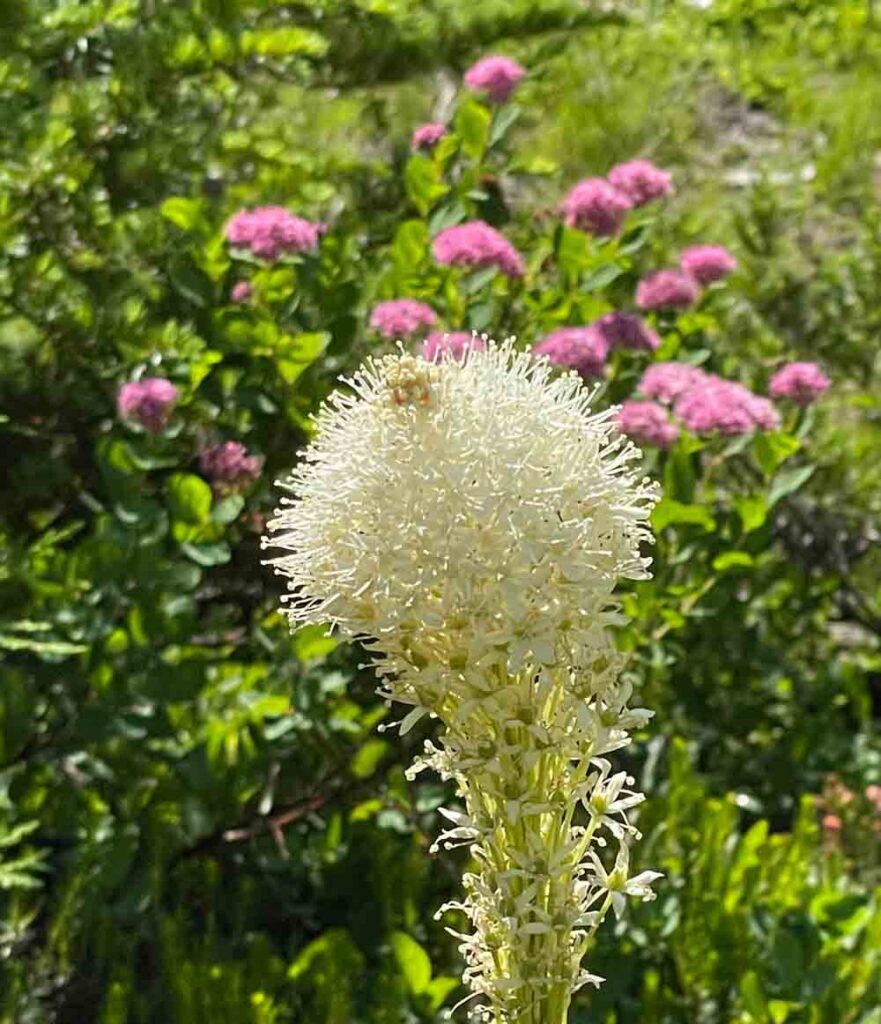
[[588, 845, 664, 919]]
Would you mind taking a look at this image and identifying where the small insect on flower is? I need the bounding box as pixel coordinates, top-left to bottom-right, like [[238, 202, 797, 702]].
[[264, 340, 660, 1024]]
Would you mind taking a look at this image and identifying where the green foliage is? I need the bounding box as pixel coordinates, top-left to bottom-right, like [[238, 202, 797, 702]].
[[1, 1, 880, 1023]]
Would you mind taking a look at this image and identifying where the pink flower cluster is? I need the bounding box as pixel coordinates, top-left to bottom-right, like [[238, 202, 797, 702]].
[[608, 160, 674, 206], [464, 56, 526, 103], [432, 220, 525, 278], [637, 270, 700, 311], [562, 159, 672, 237], [231, 281, 252, 303], [561, 178, 632, 237], [199, 441, 262, 491], [675, 378, 779, 435], [117, 377, 179, 434], [533, 327, 608, 378], [619, 400, 680, 449], [638, 362, 780, 436], [593, 311, 660, 352], [422, 332, 486, 362], [370, 299, 437, 339], [680, 245, 738, 284], [411, 122, 446, 151], [225, 206, 324, 261], [769, 362, 831, 405], [640, 362, 707, 404]]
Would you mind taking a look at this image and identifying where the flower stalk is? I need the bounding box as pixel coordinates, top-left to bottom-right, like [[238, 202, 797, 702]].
[[265, 339, 661, 1024]]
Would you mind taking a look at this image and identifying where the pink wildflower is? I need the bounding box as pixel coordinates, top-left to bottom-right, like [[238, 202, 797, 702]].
[[464, 56, 526, 103], [636, 270, 700, 311], [680, 245, 738, 284], [769, 362, 831, 405], [199, 441, 262, 491], [422, 332, 486, 362], [619, 400, 679, 449], [866, 785, 881, 809], [608, 159, 673, 206], [117, 377, 179, 434], [822, 813, 842, 832], [370, 299, 437, 339], [639, 362, 708, 405], [432, 220, 525, 278], [225, 206, 324, 261], [561, 178, 633, 237], [533, 326, 608, 378], [635, 364, 704, 403], [593, 311, 660, 352], [411, 122, 447, 151], [231, 281, 252, 303], [675, 376, 780, 436]]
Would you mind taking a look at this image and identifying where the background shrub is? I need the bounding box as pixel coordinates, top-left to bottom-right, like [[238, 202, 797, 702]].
[[1, 2, 879, 1022]]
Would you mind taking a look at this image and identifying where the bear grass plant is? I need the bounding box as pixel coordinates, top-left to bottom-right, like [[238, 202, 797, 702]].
[[265, 341, 661, 1023]]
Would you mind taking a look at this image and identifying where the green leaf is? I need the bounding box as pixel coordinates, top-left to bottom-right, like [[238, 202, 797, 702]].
[[0, 634, 88, 657], [211, 494, 244, 524], [582, 262, 623, 291], [768, 465, 814, 508], [167, 253, 214, 309], [350, 739, 389, 779], [425, 977, 460, 1012], [740, 970, 769, 1021], [243, 26, 328, 57], [160, 197, 204, 232], [393, 220, 429, 270], [488, 104, 521, 147], [736, 495, 768, 533], [405, 155, 449, 215], [752, 431, 801, 475], [652, 499, 716, 532], [712, 551, 755, 572], [390, 931, 432, 994], [181, 541, 231, 566], [167, 474, 213, 525], [293, 624, 338, 662], [455, 100, 492, 158]]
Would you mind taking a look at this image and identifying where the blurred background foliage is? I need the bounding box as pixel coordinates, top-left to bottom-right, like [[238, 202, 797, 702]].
[[1, 0, 880, 1021]]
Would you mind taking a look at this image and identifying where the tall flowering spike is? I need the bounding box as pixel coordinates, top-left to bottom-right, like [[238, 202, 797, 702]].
[[264, 340, 661, 1024]]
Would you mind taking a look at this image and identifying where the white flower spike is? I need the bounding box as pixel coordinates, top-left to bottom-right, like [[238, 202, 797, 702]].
[[264, 337, 661, 1024]]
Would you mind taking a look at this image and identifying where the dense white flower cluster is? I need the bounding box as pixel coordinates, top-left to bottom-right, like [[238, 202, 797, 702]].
[[265, 339, 661, 1024]]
